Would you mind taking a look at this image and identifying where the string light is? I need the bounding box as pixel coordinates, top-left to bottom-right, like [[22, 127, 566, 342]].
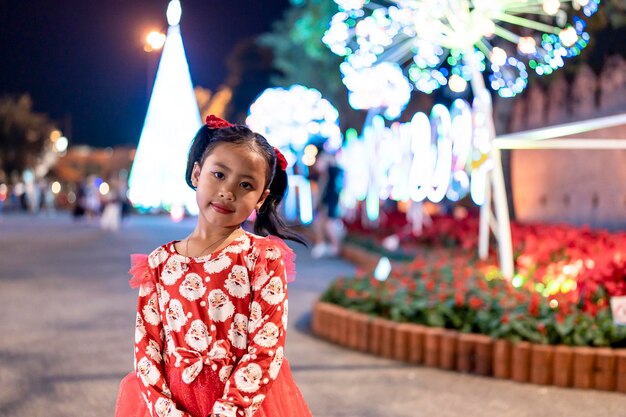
[[323, 0, 600, 98]]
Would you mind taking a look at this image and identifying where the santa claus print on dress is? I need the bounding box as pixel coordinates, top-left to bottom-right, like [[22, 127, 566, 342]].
[[135, 313, 146, 343], [269, 346, 284, 380], [203, 253, 232, 274], [234, 363, 263, 393], [142, 293, 160, 326], [253, 322, 279, 347], [208, 289, 235, 322], [184, 319, 211, 351], [225, 265, 250, 298], [161, 257, 186, 285], [228, 313, 248, 349], [154, 397, 184, 417], [166, 299, 187, 331], [248, 301, 268, 333], [261, 276, 285, 305], [137, 356, 161, 387], [179, 273, 206, 301]]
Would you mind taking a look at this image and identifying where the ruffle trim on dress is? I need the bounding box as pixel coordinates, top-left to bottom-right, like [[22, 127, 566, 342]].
[[260, 236, 296, 283], [128, 254, 154, 290]]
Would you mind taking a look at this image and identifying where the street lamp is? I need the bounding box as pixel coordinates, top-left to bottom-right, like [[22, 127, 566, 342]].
[[144, 31, 166, 52]]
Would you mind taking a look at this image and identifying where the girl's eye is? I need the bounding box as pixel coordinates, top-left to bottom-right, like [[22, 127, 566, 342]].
[[212, 171, 224, 179], [240, 182, 253, 190]]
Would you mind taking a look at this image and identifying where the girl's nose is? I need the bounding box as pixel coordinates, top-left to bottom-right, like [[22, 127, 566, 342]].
[[218, 188, 234, 200]]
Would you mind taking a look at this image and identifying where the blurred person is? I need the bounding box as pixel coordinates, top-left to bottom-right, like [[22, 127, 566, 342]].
[[38, 178, 56, 216], [13, 181, 27, 211], [114, 115, 311, 417], [100, 179, 122, 231], [84, 175, 101, 218], [72, 181, 87, 221], [310, 146, 344, 259]]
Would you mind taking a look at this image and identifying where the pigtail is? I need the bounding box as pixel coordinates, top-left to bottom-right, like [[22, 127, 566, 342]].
[[255, 165, 308, 246]]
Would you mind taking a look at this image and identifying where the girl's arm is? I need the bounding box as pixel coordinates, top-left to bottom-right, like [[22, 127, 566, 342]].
[[211, 241, 290, 417], [130, 255, 192, 417]]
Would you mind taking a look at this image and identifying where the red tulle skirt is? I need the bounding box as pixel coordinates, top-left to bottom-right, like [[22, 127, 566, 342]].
[[114, 359, 312, 417]]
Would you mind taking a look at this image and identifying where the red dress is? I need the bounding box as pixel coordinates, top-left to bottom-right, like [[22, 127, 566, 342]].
[[114, 232, 312, 417]]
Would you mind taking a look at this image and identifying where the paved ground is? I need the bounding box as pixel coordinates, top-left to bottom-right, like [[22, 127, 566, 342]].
[[1, 213, 626, 417]]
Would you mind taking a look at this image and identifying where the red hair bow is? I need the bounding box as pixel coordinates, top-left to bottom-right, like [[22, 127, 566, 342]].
[[205, 114, 233, 129], [273, 147, 288, 170]]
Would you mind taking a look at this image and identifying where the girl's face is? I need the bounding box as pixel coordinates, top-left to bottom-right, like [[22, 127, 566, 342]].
[[191, 142, 270, 230]]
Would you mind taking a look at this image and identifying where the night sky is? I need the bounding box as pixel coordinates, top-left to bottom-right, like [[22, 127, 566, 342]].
[[0, 0, 291, 148]]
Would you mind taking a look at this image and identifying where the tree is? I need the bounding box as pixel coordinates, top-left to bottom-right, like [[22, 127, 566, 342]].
[[223, 38, 280, 124], [0, 95, 55, 182], [259, 0, 366, 130]]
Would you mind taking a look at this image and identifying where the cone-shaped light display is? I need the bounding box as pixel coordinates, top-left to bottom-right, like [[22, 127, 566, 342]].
[[128, 0, 201, 214]]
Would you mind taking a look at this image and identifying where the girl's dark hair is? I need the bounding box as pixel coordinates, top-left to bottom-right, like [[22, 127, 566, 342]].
[[185, 124, 307, 246]]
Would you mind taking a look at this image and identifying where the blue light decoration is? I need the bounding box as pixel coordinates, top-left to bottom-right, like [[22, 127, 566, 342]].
[[322, 0, 600, 98], [246, 85, 343, 224], [128, 0, 201, 215]]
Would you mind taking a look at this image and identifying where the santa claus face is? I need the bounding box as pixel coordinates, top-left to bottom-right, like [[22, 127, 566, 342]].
[[208, 289, 235, 322], [142, 293, 161, 326], [219, 365, 233, 382], [203, 253, 231, 274], [166, 299, 188, 332], [261, 277, 285, 305], [213, 402, 236, 416], [234, 363, 262, 393], [264, 246, 281, 260], [161, 258, 186, 285], [154, 397, 183, 417], [149, 246, 169, 268], [228, 313, 248, 350], [146, 339, 162, 362], [244, 249, 259, 270], [184, 320, 211, 351], [179, 273, 206, 301], [156, 284, 170, 309], [137, 357, 161, 387], [135, 313, 146, 343], [253, 322, 279, 347], [248, 301, 267, 333], [269, 346, 284, 380], [252, 270, 271, 291], [245, 394, 266, 417], [225, 265, 250, 298]]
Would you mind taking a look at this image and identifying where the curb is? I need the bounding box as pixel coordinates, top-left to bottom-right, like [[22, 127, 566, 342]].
[[312, 301, 626, 392]]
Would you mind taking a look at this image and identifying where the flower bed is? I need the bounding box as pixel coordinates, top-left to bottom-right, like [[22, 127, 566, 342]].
[[313, 215, 626, 390], [329, 216, 626, 347]]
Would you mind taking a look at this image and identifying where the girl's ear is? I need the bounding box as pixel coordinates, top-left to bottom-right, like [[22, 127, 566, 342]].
[[191, 162, 201, 187], [255, 189, 271, 210]]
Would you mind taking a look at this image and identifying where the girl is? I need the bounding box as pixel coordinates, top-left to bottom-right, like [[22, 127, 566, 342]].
[[115, 115, 312, 417]]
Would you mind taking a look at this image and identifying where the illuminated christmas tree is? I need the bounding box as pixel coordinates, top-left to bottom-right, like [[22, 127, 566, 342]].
[[128, 0, 201, 215]]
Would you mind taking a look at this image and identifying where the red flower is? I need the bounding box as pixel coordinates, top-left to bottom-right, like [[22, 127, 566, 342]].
[[469, 296, 483, 309], [205, 114, 233, 129]]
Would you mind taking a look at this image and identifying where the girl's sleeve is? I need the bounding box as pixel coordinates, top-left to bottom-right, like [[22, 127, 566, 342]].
[[130, 254, 192, 417], [212, 239, 293, 417]]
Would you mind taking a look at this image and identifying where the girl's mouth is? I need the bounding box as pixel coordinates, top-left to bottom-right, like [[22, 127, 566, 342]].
[[210, 203, 235, 214]]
